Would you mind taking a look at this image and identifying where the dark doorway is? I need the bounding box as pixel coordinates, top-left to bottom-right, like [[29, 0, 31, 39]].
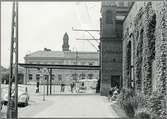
[[111, 75, 121, 89]]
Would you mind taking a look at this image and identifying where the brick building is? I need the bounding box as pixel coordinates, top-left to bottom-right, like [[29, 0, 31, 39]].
[[100, 1, 167, 116], [100, 1, 132, 96]]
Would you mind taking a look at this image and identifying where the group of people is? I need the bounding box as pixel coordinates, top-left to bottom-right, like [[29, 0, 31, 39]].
[[60, 82, 81, 93], [108, 86, 119, 102]]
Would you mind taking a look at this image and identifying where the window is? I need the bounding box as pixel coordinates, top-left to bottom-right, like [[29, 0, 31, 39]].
[[58, 74, 62, 81], [106, 10, 113, 24], [80, 73, 86, 79], [29, 74, 33, 80], [44, 75, 49, 80], [72, 73, 78, 80], [88, 74, 93, 79], [36, 74, 40, 81], [111, 75, 121, 88], [51, 74, 55, 80]]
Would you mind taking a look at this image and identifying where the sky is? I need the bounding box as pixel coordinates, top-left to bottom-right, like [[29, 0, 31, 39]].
[[1, 2, 101, 68]]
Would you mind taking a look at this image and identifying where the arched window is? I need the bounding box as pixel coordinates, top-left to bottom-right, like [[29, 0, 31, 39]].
[[106, 10, 113, 24], [147, 14, 156, 93], [127, 41, 132, 88]]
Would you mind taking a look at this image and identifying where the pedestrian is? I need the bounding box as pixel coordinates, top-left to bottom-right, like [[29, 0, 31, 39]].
[[60, 83, 63, 92], [63, 83, 66, 92], [108, 87, 114, 102], [36, 80, 39, 93], [70, 82, 74, 93], [75, 81, 79, 93]]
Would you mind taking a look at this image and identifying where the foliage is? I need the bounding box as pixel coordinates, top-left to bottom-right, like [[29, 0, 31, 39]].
[[146, 91, 166, 118], [135, 108, 156, 119], [117, 89, 138, 118], [117, 89, 166, 119]]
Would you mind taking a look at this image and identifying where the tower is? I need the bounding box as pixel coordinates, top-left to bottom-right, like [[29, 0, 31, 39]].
[[100, 1, 131, 96], [62, 32, 70, 51]]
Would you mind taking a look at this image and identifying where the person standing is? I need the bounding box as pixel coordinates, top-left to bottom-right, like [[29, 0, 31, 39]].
[[60, 83, 65, 92], [108, 87, 114, 102], [36, 79, 40, 93]]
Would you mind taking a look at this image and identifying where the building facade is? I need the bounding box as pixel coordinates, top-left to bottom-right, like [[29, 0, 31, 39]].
[[23, 33, 99, 84], [100, 1, 132, 96], [123, 1, 167, 95], [122, 1, 167, 116]]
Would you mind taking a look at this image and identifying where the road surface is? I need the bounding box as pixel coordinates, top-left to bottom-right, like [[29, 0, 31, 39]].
[[1, 84, 126, 118]]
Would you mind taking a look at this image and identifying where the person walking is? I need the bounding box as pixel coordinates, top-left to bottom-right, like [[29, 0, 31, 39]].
[[60, 83, 64, 92], [70, 82, 75, 93]]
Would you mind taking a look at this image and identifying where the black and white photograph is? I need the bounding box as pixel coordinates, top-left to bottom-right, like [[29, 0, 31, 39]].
[[0, 0, 167, 118]]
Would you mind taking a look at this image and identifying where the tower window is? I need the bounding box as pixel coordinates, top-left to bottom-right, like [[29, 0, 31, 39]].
[[106, 10, 113, 24]]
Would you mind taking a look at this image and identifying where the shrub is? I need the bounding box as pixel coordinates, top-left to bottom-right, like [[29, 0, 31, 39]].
[[117, 89, 137, 118], [135, 108, 152, 119], [117, 89, 166, 118], [146, 91, 166, 118]]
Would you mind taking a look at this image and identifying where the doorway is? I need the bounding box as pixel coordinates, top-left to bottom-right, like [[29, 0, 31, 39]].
[[111, 75, 121, 89]]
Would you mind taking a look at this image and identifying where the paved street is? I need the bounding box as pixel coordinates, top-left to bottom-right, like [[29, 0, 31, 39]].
[[1, 84, 126, 118], [19, 95, 122, 118]]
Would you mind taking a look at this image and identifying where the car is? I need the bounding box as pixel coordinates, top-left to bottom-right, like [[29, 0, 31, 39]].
[[2, 86, 29, 107]]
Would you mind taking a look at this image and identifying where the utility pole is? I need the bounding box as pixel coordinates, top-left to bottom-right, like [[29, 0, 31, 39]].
[[7, 0, 19, 118], [0, 0, 2, 117]]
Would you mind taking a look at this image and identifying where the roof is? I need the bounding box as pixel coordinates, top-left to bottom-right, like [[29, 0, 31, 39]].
[[24, 50, 99, 60], [25, 51, 64, 58]]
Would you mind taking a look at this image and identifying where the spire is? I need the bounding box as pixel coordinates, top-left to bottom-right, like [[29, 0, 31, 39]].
[[62, 32, 70, 51]]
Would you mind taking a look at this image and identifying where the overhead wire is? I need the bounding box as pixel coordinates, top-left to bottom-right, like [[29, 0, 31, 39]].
[[74, 2, 98, 50]]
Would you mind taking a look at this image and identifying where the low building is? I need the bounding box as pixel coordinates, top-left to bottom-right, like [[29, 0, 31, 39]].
[[23, 33, 99, 85]]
